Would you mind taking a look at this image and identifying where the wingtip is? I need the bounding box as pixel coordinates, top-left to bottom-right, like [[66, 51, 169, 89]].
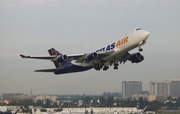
[[20, 54, 25, 58], [34, 70, 43, 72]]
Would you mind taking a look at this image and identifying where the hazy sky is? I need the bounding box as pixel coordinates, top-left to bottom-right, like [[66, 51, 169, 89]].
[[0, 0, 180, 95]]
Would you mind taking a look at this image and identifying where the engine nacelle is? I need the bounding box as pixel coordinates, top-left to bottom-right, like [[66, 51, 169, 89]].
[[87, 52, 98, 61], [57, 55, 68, 62], [130, 53, 144, 63]]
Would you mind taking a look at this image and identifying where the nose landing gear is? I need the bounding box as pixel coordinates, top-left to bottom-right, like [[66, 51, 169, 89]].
[[139, 48, 143, 52], [138, 41, 146, 52]]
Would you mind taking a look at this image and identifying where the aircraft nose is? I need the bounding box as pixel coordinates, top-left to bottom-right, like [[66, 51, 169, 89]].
[[139, 30, 149, 40], [144, 31, 150, 39]]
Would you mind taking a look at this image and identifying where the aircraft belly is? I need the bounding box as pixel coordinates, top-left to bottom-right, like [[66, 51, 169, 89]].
[[54, 62, 92, 74], [71, 60, 94, 67]]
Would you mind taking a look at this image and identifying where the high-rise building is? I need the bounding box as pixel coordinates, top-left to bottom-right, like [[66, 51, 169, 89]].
[[170, 80, 180, 97], [150, 80, 180, 97], [122, 80, 142, 98], [150, 80, 171, 96]]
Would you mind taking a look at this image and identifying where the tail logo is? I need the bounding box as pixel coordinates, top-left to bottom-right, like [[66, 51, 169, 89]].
[[48, 48, 61, 56], [48, 48, 62, 68]]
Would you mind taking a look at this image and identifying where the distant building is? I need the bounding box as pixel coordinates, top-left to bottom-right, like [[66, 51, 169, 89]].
[[2, 93, 30, 99], [141, 91, 149, 94], [122, 80, 142, 98], [156, 95, 167, 102], [170, 80, 180, 97], [148, 94, 156, 102], [150, 80, 180, 97], [131, 94, 148, 100], [131, 94, 157, 102], [35, 95, 57, 102]]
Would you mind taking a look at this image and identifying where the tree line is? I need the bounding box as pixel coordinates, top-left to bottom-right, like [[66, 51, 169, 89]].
[[1, 96, 180, 112]]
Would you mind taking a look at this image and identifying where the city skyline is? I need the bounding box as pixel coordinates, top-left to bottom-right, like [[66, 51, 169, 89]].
[[150, 80, 180, 97], [1, 79, 180, 96], [0, 0, 180, 95], [122, 80, 142, 98]]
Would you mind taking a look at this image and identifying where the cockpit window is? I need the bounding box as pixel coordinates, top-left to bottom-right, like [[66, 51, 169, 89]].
[[125, 28, 141, 35], [136, 28, 141, 31]]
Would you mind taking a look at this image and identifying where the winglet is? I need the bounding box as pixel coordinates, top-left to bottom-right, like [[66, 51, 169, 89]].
[[20, 54, 26, 58]]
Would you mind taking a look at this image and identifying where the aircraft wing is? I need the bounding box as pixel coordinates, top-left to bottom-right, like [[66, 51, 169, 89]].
[[118, 52, 131, 64], [66, 54, 85, 60], [20, 50, 114, 62], [35, 68, 63, 72], [20, 54, 56, 60], [97, 50, 115, 59], [67, 50, 114, 61]]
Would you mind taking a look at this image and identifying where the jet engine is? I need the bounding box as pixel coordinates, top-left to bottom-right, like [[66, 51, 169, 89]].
[[130, 53, 144, 63], [87, 52, 98, 61], [56, 55, 68, 62]]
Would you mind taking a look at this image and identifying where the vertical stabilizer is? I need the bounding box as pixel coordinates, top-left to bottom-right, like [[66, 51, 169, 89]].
[[48, 48, 61, 56], [48, 48, 61, 68]]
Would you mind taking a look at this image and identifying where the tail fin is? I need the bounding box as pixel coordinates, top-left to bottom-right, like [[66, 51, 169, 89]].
[[48, 48, 62, 68], [48, 48, 61, 56]]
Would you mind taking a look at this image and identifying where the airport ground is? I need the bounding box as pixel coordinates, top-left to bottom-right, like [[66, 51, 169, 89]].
[[157, 110, 180, 114], [1, 94, 180, 113]]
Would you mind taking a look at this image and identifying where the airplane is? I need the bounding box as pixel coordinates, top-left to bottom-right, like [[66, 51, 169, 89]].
[[20, 28, 149, 75]]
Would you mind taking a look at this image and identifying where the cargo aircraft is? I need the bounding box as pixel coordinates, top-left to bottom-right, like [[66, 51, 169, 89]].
[[20, 28, 149, 75]]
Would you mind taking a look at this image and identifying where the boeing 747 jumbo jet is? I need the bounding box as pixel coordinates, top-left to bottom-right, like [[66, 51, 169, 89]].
[[20, 28, 149, 75]]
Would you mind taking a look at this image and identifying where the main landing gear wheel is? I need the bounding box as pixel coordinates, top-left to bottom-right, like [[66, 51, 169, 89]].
[[103, 66, 109, 71], [113, 63, 119, 70], [94, 64, 102, 71], [139, 48, 143, 52], [114, 66, 118, 70]]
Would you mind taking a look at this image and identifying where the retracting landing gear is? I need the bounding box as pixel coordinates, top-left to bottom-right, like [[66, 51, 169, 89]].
[[114, 63, 119, 70], [139, 48, 143, 52], [94, 62, 120, 71], [94, 63, 102, 71], [103, 66, 109, 71]]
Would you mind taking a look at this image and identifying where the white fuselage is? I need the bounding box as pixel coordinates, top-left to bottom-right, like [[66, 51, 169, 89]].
[[72, 28, 149, 67], [20, 28, 149, 74]]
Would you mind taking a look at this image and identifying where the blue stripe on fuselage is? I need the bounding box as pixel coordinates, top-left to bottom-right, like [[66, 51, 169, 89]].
[[54, 62, 92, 74]]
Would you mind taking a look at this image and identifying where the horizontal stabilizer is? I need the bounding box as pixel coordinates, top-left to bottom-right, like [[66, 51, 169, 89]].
[[35, 68, 63, 72]]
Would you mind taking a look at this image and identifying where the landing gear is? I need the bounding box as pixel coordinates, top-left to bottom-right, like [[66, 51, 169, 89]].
[[94, 64, 103, 71], [114, 63, 119, 70], [94, 62, 120, 71], [114, 66, 118, 70], [138, 41, 146, 52], [103, 66, 109, 71], [139, 48, 143, 52]]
